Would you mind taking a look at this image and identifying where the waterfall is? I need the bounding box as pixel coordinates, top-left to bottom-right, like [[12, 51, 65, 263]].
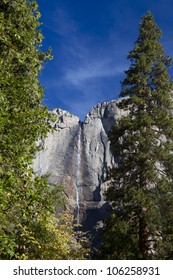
[[76, 124, 82, 224], [37, 151, 42, 177]]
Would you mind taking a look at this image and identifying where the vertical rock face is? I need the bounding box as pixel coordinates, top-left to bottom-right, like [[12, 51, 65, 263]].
[[33, 98, 126, 241]]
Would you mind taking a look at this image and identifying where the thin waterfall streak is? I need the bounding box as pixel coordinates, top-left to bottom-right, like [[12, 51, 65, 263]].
[[76, 125, 82, 224], [38, 151, 41, 176]]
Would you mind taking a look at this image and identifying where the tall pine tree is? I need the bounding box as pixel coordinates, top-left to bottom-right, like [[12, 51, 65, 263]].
[[100, 11, 173, 259]]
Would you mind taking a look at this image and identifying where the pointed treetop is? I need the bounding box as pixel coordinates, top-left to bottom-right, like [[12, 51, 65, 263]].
[[138, 11, 162, 41]]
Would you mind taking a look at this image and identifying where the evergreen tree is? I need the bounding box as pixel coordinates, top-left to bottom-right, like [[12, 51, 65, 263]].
[[100, 11, 173, 259], [0, 0, 89, 259]]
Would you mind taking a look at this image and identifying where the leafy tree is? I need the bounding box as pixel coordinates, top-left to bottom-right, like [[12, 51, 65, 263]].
[[100, 11, 173, 259], [38, 211, 90, 260], [0, 0, 89, 259]]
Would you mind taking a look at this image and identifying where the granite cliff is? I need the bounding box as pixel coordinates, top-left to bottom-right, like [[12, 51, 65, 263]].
[[33, 98, 127, 242]]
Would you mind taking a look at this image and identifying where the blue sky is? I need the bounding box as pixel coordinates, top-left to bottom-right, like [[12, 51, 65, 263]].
[[37, 0, 173, 120]]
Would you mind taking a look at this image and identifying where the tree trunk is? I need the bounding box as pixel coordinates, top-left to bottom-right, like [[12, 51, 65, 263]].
[[138, 215, 150, 259]]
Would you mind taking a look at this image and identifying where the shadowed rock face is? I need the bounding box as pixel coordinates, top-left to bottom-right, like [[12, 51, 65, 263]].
[[33, 98, 126, 243]]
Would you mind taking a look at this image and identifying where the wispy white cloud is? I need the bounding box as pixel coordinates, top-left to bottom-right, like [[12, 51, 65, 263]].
[[51, 8, 127, 84], [42, 7, 129, 119], [64, 59, 124, 87], [49, 8, 79, 38]]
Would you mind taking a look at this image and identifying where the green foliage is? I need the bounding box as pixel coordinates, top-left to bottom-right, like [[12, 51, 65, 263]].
[[38, 211, 90, 260], [100, 12, 173, 259], [0, 0, 52, 164], [0, 0, 89, 260]]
